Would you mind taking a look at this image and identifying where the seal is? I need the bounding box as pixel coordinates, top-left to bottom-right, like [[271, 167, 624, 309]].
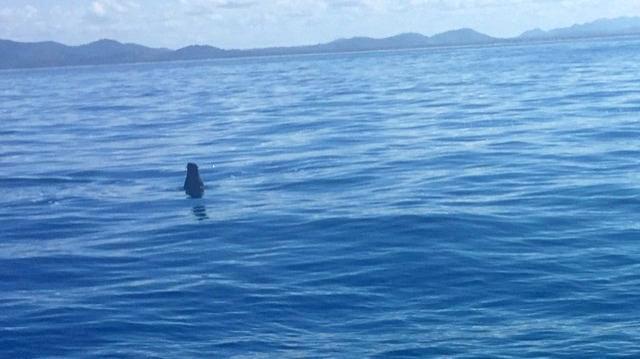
[[184, 162, 204, 198]]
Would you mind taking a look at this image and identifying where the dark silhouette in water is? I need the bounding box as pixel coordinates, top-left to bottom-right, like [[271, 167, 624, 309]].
[[184, 162, 204, 198]]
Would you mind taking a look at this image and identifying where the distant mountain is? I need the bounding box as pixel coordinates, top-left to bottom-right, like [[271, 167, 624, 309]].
[[306, 29, 496, 53], [0, 40, 71, 69], [429, 28, 495, 45], [74, 39, 169, 64], [0, 29, 497, 69], [519, 29, 547, 39], [0, 39, 169, 69], [168, 45, 230, 61], [310, 33, 432, 52], [1, 17, 640, 70], [519, 17, 640, 40]]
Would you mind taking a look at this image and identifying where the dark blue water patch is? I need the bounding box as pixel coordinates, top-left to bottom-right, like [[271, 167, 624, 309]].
[[256, 118, 341, 135], [0, 176, 92, 187], [75, 105, 139, 112], [459, 102, 493, 111], [373, 346, 463, 358], [565, 87, 639, 98], [137, 89, 169, 98], [583, 129, 640, 142], [264, 175, 378, 192], [65, 168, 172, 180], [1, 216, 102, 241], [613, 105, 640, 113], [0, 129, 22, 136], [0, 255, 141, 290]]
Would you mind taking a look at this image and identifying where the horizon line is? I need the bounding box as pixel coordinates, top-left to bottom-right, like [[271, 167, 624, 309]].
[[3, 15, 639, 52]]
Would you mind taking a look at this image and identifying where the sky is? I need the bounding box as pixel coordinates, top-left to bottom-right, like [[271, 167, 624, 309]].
[[0, 0, 639, 49]]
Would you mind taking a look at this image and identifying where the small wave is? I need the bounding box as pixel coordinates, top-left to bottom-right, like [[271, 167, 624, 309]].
[[76, 105, 138, 112]]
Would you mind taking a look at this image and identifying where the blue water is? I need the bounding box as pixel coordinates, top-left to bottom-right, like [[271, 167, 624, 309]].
[[1, 37, 640, 357]]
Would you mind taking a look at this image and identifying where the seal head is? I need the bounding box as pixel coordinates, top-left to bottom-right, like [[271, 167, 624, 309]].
[[184, 162, 204, 198]]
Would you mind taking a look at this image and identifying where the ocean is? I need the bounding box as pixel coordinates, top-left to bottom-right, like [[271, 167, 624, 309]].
[[1, 37, 639, 357]]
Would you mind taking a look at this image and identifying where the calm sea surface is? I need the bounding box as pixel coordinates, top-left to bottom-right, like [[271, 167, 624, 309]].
[[1, 38, 640, 358]]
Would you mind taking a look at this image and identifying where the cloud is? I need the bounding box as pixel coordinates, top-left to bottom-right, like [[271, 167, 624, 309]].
[[178, 0, 257, 15], [0, 5, 41, 38], [0, 4, 38, 21], [282, 0, 579, 13], [92, 2, 107, 16], [90, 0, 139, 17], [84, 0, 140, 29]]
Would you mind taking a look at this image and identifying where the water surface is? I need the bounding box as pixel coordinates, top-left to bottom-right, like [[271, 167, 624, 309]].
[[1, 38, 640, 357]]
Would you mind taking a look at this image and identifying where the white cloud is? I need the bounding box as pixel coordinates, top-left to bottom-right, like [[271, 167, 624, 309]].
[[92, 2, 107, 16], [178, 0, 257, 14], [0, 5, 42, 39], [90, 0, 139, 17]]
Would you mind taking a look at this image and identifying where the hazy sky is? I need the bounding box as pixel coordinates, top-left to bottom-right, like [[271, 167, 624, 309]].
[[1, 0, 639, 49]]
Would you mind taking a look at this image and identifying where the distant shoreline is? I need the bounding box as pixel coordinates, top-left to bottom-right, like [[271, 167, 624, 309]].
[[2, 17, 640, 70], [1, 34, 638, 73], [1, 34, 639, 73]]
